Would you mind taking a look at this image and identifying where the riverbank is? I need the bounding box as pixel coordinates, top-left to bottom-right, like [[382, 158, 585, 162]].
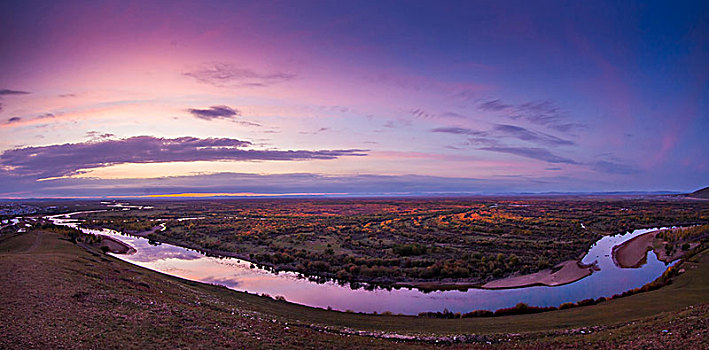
[[612, 228, 703, 268], [482, 260, 595, 289], [612, 230, 660, 268], [388, 259, 595, 290]]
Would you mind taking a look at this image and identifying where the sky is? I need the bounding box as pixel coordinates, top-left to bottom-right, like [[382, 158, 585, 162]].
[[0, 0, 707, 198]]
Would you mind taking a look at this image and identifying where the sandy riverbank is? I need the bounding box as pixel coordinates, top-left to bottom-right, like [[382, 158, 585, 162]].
[[481, 259, 595, 289], [611, 230, 660, 268]]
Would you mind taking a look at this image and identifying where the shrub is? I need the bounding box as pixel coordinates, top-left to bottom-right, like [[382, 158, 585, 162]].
[[576, 298, 596, 307], [493, 303, 557, 316], [462, 309, 494, 318], [393, 244, 427, 256], [559, 302, 575, 310]]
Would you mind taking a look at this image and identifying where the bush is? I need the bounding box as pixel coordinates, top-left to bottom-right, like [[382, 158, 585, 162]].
[[559, 302, 575, 310], [576, 298, 596, 307], [462, 309, 494, 318], [493, 303, 557, 316], [393, 244, 427, 256]]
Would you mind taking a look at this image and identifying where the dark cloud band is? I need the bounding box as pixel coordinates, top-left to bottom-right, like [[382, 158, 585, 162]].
[[0, 89, 29, 96], [0, 136, 367, 179], [188, 105, 240, 120], [478, 146, 578, 164]]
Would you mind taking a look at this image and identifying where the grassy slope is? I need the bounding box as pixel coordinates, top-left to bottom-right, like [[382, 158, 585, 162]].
[[689, 187, 709, 199], [0, 231, 412, 350], [1, 230, 707, 349]]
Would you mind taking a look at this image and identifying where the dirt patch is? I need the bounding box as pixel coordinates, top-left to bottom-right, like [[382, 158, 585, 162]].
[[482, 259, 595, 289]]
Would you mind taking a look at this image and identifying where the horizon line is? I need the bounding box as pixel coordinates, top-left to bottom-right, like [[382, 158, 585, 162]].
[[0, 190, 692, 201]]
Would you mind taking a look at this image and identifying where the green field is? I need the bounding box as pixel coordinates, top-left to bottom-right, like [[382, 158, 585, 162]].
[[1, 229, 707, 348]]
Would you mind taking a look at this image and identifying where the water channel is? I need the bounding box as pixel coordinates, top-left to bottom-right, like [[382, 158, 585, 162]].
[[48, 212, 677, 315]]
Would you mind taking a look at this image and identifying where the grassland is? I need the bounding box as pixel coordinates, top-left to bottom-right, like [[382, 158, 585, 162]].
[[1, 229, 707, 349]]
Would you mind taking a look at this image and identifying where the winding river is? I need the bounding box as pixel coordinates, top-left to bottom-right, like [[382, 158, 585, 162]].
[[48, 212, 677, 315]]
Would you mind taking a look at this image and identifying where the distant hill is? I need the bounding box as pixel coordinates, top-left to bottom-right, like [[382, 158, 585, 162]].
[[688, 187, 709, 199]]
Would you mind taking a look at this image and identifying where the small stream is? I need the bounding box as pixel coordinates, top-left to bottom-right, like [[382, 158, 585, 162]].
[[47, 212, 678, 315]]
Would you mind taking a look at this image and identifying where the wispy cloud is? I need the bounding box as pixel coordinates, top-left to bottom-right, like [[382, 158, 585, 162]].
[[184, 62, 295, 87], [436, 123, 639, 171], [300, 127, 330, 135], [409, 108, 437, 119], [433, 124, 573, 147], [85, 131, 115, 140], [493, 124, 574, 146], [0, 89, 29, 96], [431, 127, 486, 136], [365, 72, 489, 101], [36, 113, 56, 119], [0, 89, 30, 114], [478, 99, 512, 111], [0, 136, 367, 179], [514, 101, 584, 132], [591, 160, 639, 174], [2, 113, 57, 125], [188, 105, 241, 121], [479, 146, 578, 164], [434, 126, 577, 164], [478, 99, 585, 133]]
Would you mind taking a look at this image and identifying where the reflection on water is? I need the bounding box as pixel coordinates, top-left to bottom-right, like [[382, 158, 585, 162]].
[[49, 214, 677, 315]]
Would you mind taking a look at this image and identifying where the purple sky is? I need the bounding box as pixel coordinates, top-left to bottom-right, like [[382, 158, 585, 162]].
[[0, 1, 707, 198]]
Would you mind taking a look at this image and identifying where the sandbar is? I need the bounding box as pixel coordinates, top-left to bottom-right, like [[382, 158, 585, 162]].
[[482, 259, 595, 289], [612, 230, 659, 268]]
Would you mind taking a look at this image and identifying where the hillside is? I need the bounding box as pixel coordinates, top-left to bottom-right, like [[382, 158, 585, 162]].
[[689, 187, 709, 199]]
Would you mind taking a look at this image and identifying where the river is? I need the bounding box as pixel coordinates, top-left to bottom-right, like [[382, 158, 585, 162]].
[[47, 212, 677, 315]]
